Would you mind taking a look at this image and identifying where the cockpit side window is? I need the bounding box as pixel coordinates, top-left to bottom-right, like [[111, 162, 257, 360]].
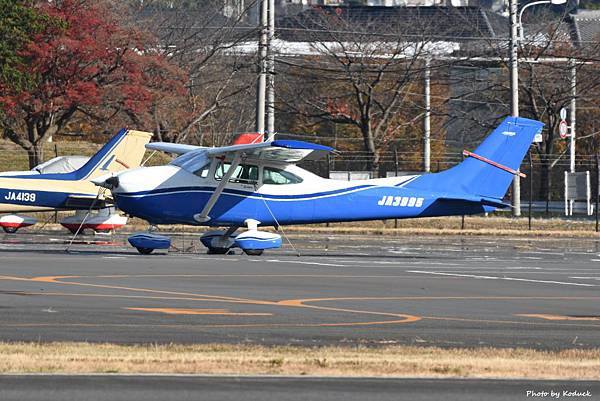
[[214, 162, 259, 184], [262, 167, 303, 185]]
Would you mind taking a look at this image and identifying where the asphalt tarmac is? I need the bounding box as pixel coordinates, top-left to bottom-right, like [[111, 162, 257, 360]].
[[1, 231, 600, 348], [1, 375, 598, 401]]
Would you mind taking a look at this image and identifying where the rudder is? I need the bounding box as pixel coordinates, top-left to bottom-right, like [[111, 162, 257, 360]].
[[74, 129, 153, 180], [406, 116, 544, 200]]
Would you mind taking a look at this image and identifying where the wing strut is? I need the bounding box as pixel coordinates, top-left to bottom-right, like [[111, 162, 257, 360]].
[[193, 152, 242, 223]]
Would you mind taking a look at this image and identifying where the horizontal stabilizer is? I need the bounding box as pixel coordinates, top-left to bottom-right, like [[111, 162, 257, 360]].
[[63, 195, 108, 209], [439, 195, 511, 209]]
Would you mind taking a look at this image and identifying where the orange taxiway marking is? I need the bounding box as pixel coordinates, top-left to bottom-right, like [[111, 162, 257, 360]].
[[124, 308, 272, 316], [277, 298, 421, 324], [2, 274, 422, 326], [24, 275, 275, 305], [516, 314, 600, 321]]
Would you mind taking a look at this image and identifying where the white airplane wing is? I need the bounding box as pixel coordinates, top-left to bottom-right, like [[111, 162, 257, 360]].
[[206, 140, 333, 162], [149, 139, 334, 163], [145, 142, 205, 155]]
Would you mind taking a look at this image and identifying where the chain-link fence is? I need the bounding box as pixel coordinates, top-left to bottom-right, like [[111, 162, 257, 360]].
[[301, 149, 600, 215], [2, 139, 599, 217], [0, 140, 171, 172]]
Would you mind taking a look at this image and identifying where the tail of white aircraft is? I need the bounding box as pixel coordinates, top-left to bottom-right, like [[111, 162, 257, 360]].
[[70, 129, 153, 181]]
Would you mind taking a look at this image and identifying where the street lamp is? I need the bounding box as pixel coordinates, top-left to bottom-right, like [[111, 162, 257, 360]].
[[518, 0, 568, 41], [509, 0, 567, 217]]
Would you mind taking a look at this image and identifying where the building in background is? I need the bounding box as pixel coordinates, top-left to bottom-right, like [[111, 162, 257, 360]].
[[240, 0, 511, 22]]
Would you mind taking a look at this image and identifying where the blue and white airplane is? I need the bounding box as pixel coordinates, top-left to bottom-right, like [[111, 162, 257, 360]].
[[95, 116, 543, 255]]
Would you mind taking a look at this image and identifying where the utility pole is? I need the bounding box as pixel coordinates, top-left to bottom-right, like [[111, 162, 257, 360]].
[[509, 0, 521, 216], [570, 59, 576, 173], [266, 0, 275, 140], [423, 57, 431, 173], [256, 0, 268, 136]]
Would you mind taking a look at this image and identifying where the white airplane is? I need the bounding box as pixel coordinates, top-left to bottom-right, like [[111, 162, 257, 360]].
[[0, 129, 152, 233], [94, 116, 543, 255]]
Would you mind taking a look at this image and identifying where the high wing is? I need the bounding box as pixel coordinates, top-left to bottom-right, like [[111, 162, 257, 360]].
[[147, 139, 334, 163], [145, 142, 204, 155], [145, 139, 334, 223]]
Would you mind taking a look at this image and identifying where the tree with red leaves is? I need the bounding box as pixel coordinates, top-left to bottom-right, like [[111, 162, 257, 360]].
[[0, 0, 186, 168]]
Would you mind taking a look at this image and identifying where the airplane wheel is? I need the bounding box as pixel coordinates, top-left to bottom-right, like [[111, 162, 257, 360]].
[[2, 226, 18, 234], [136, 247, 154, 255], [243, 249, 264, 256], [207, 247, 229, 255]]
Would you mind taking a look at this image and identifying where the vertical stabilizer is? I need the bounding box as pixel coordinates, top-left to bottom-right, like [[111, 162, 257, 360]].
[[73, 129, 153, 180], [406, 116, 544, 200]]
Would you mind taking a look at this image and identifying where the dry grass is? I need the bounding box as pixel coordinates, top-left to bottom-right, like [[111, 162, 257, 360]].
[[1, 343, 599, 379], [105, 216, 600, 238], [33, 215, 600, 239], [122, 215, 600, 237]]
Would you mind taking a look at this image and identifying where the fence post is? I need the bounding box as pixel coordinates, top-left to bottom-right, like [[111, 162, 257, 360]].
[[528, 150, 532, 231], [393, 147, 399, 228], [595, 150, 600, 232], [461, 152, 465, 229], [54, 144, 59, 223]]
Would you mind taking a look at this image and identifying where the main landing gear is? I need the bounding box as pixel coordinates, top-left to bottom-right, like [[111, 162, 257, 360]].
[[127, 219, 282, 256], [200, 219, 281, 256], [0, 215, 37, 233]]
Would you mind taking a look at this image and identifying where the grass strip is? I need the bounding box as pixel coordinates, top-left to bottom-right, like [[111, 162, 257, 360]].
[[33, 214, 600, 238], [1, 343, 599, 379]]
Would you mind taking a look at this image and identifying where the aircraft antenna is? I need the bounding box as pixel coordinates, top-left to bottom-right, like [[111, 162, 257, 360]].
[[257, 193, 300, 257]]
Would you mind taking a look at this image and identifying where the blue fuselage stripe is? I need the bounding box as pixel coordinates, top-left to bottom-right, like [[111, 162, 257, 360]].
[[114, 185, 492, 226], [0, 188, 92, 209], [118, 184, 375, 200]]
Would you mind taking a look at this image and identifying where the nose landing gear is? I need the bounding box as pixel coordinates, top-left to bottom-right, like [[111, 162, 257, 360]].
[[128, 231, 171, 255]]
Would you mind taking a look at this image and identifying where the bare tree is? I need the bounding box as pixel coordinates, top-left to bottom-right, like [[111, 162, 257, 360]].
[[275, 6, 502, 175], [130, 0, 260, 144], [442, 7, 600, 203]]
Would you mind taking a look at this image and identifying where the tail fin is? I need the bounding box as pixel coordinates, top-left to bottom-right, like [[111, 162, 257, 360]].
[[406, 116, 544, 200], [73, 129, 153, 180]]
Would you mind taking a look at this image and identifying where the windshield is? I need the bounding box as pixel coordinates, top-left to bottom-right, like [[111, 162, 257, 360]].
[[170, 150, 210, 174]]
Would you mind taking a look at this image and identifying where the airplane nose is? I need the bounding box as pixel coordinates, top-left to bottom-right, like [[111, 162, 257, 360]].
[[91, 173, 119, 190], [109, 165, 182, 222], [111, 165, 180, 195], [111, 169, 141, 195], [105, 176, 120, 189]]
